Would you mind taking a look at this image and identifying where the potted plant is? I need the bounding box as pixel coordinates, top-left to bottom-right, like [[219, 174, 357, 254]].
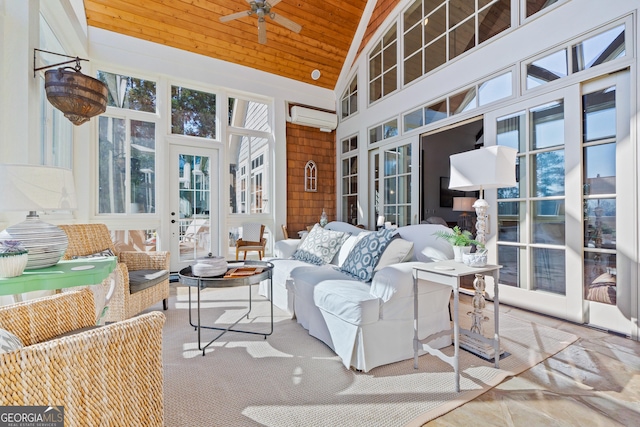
[[434, 226, 485, 262], [0, 240, 29, 278]]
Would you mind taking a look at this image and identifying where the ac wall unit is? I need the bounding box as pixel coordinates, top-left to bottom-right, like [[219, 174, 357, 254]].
[[290, 106, 338, 132]]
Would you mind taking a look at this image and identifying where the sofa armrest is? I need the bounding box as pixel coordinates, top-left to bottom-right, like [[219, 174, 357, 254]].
[[274, 239, 301, 258], [0, 290, 96, 346], [370, 262, 427, 303], [0, 311, 165, 426], [120, 251, 170, 270]]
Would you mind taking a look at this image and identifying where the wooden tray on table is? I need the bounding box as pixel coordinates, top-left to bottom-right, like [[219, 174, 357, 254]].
[[224, 267, 264, 278]]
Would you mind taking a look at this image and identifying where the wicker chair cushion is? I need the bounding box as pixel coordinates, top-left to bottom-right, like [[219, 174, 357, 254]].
[[129, 269, 170, 294], [0, 327, 23, 353], [71, 248, 116, 259]]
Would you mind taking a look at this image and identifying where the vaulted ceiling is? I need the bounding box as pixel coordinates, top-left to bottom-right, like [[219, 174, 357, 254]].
[[83, 0, 390, 90]]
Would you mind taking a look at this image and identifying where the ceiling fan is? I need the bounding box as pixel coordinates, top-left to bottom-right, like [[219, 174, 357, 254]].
[[219, 0, 302, 44]]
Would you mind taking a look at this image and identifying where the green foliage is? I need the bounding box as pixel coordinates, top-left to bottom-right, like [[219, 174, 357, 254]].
[[434, 226, 484, 248]]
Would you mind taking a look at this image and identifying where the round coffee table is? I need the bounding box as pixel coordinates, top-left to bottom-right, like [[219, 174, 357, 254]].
[[178, 260, 274, 356]]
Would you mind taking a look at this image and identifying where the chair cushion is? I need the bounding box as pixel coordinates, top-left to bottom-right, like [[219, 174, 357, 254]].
[[71, 248, 116, 259], [129, 269, 169, 294], [0, 328, 23, 354], [339, 228, 396, 282], [293, 224, 350, 265]]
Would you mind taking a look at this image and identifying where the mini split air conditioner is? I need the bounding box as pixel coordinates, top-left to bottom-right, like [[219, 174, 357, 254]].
[[290, 106, 338, 132]]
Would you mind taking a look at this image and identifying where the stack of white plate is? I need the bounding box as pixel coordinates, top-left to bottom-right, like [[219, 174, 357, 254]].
[[192, 254, 228, 277]]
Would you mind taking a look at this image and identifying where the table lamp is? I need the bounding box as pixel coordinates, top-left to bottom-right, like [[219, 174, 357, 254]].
[[452, 196, 476, 232], [449, 146, 517, 246], [448, 145, 516, 360], [0, 164, 77, 269]]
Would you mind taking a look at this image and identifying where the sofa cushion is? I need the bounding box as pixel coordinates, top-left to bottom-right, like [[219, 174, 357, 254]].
[[129, 269, 169, 294], [291, 264, 359, 304], [332, 232, 371, 266], [314, 280, 380, 326], [374, 237, 414, 272], [396, 224, 455, 262], [293, 224, 350, 265], [339, 228, 396, 282], [0, 328, 23, 354]]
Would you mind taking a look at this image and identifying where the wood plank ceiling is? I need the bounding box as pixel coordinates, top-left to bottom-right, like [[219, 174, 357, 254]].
[[83, 0, 370, 90]]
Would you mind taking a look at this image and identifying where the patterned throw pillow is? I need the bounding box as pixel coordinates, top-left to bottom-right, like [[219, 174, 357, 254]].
[[72, 248, 116, 259], [293, 224, 350, 265], [0, 328, 23, 354], [340, 228, 396, 282]]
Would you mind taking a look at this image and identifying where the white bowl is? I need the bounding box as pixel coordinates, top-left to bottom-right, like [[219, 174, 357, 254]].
[[462, 252, 487, 267]]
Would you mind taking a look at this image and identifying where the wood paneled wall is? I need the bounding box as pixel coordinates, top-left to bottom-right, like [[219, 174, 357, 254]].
[[285, 123, 336, 235]]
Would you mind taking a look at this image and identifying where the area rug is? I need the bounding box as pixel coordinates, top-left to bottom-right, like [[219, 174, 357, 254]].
[[156, 284, 578, 427]]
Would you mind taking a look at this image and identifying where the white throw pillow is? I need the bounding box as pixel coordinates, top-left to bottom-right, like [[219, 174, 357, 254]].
[[293, 224, 350, 265], [0, 328, 23, 354], [374, 237, 414, 272]]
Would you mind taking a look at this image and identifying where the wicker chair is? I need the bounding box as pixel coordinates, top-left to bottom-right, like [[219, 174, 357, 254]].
[[0, 289, 165, 426], [59, 224, 170, 322]]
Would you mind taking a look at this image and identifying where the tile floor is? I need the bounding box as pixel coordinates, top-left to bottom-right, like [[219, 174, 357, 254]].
[[425, 294, 640, 426]]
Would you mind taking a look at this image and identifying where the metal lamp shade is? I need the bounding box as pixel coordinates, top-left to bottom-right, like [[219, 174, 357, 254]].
[[44, 68, 108, 126]]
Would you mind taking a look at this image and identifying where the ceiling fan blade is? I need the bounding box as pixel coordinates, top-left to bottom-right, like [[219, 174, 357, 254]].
[[258, 18, 267, 44], [219, 10, 252, 23], [270, 13, 302, 33]]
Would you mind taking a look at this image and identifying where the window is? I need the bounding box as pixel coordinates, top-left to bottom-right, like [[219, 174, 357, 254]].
[[382, 144, 412, 227], [582, 86, 617, 305], [96, 71, 158, 215], [526, 0, 560, 19], [229, 98, 271, 132], [341, 136, 358, 225], [227, 96, 273, 215], [98, 71, 156, 113], [98, 116, 157, 214], [525, 23, 626, 91], [229, 135, 270, 214], [305, 160, 317, 192], [403, 71, 512, 132], [341, 75, 358, 119], [403, 0, 510, 85], [572, 25, 625, 73], [171, 86, 216, 139], [369, 119, 398, 144], [496, 100, 566, 294], [369, 25, 398, 104]]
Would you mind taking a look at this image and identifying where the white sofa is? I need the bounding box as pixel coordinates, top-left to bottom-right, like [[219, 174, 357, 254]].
[[260, 222, 456, 372]]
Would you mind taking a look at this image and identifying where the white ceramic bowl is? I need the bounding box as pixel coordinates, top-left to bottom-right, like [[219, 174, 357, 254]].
[[462, 252, 487, 267]]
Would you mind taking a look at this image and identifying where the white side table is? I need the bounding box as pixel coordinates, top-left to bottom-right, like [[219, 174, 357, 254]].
[[412, 260, 502, 392]]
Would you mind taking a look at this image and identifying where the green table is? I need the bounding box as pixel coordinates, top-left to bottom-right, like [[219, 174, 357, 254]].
[[0, 257, 117, 296]]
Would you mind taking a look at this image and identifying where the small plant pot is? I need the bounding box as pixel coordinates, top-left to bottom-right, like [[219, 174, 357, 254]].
[[0, 253, 29, 278], [453, 246, 471, 263]]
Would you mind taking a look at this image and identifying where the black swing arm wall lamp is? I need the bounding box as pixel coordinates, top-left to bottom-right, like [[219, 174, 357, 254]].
[[33, 48, 108, 126]]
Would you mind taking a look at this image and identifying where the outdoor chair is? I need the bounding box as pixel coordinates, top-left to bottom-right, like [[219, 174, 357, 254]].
[[60, 223, 170, 322], [235, 223, 266, 260], [0, 289, 165, 426]]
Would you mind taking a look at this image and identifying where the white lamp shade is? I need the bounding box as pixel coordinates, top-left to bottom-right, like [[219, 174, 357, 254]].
[[449, 146, 517, 191], [0, 164, 77, 212], [452, 197, 476, 212]]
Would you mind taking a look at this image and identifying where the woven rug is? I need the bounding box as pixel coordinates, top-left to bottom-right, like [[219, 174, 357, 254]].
[[157, 285, 578, 427]]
